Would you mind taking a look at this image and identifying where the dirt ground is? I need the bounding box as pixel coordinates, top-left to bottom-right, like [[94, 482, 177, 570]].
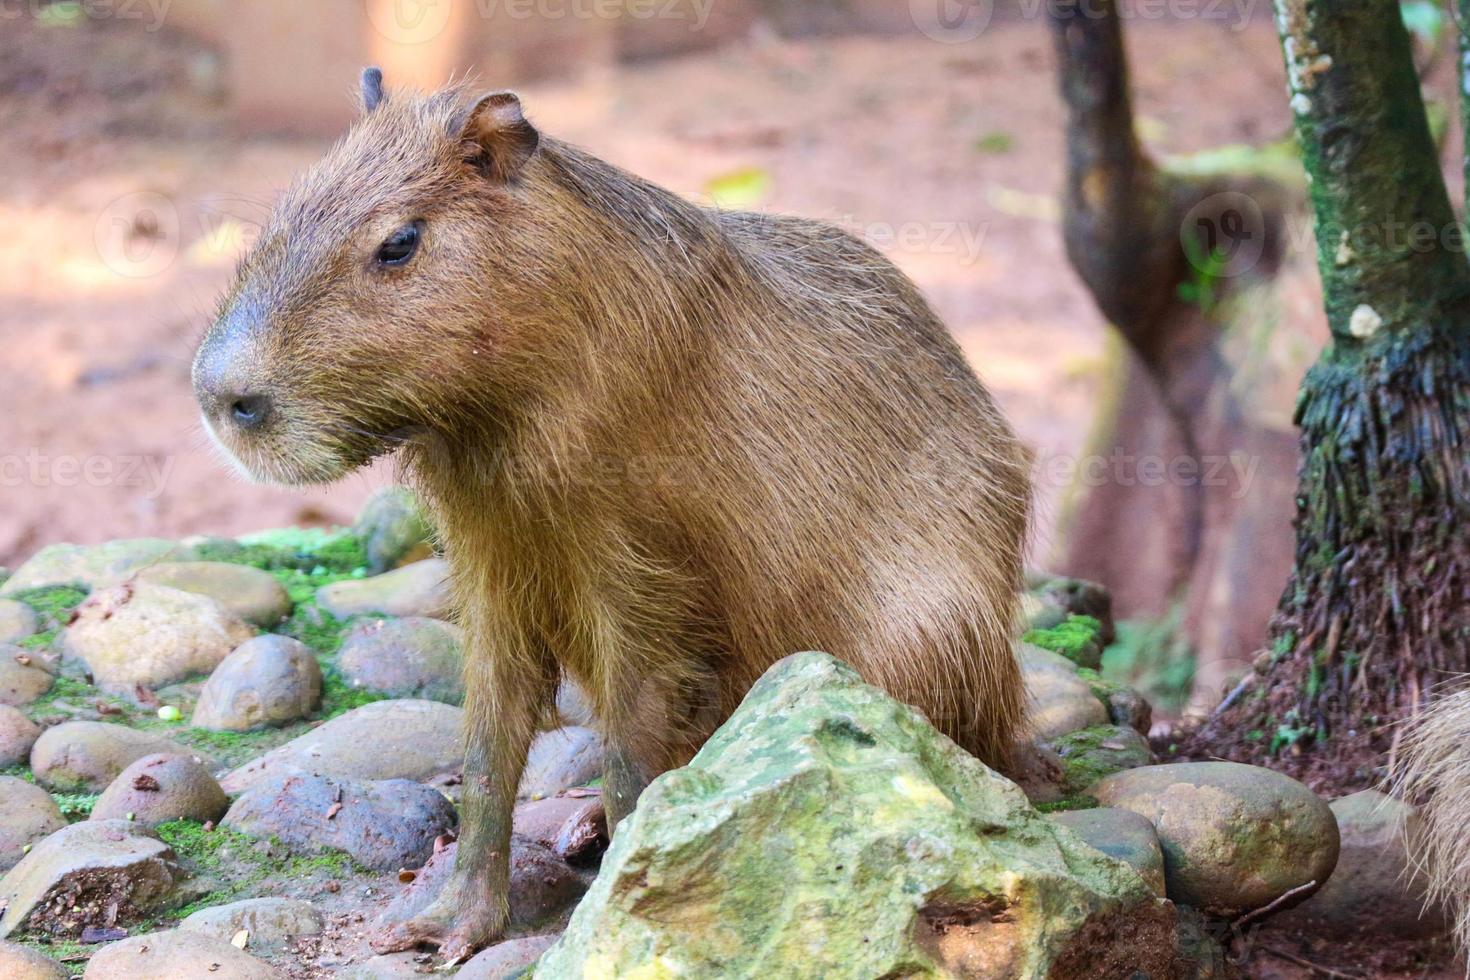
[[0, 12, 1297, 573]]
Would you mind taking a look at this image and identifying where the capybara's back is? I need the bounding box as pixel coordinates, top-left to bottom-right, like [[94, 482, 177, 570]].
[[1398, 688, 1470, 956]]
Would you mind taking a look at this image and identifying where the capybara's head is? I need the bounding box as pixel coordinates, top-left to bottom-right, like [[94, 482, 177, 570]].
[[193, 70, 546, 485]]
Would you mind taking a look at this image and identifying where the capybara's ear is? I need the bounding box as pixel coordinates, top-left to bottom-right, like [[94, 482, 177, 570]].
[[361, 67, 386, 113], [456, 91, 539, 182]]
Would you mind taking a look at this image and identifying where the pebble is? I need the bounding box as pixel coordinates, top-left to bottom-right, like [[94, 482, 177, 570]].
[[520, 727, 605, 800], [30, 722, 214, 793], [220, 699, 462, 795], [0, 776, 67, 872], [1018, 642, 1109, 740], [223, 772, 457, 872], [0, 705, 42, 767], [1090, 761, 1340, 917], [1050, 806, 1167, 896], [315, 558, 453, 620], [354, 487, 435, 575], [63, 584, 255, 696], [132, 561, 293, 628], [91, 754, 230, 827], [0, 600, 38, 644], [0, 648, 55, 708], [0, 539, 196, 596], [0, 941, 68, 980], [192, 635, 322, 731], [82, 930, 280, 979], [459, 934, 560, 979], [337, 617, 464, 703]]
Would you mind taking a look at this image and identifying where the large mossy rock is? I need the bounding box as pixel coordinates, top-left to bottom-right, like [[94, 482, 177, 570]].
[[535, 652, 1178, 979]]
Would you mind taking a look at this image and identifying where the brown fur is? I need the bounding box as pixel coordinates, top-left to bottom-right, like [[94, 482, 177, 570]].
[[1395, 686, 1470, 957], [193, 77, 1030, 958]]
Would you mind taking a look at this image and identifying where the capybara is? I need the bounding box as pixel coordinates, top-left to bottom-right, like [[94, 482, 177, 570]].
[[1397, 687, 1470, 956], [193, 69, 1030, 958]]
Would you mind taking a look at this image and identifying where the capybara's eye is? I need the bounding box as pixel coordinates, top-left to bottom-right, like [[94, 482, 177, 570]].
[[375, 221, 422, 267]]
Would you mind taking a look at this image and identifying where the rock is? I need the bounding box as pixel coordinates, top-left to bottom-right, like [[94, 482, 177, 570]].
[[1006, 739, 1067, 804], [192, 635, 322, 732], [223, 772, 456, 872], [0, 648, 54, 707], [1050, 807, 1167, 897], [514, 794, 608, 866], [0, 820, 179, 938], [131, 562, 292, 628], [0, 539, 197, 596], [0, 941, 68, 980], [1018, 642, 1109, 740], [520, 727, 604, 800], [63, 584, 255, 696], [337, 617, 463, 704], [354, 487, 435, 575], [555, 679, 595, 728], [537, 652, 1177, 978], [375, 837, 586, 934], [0, 601, 38, 644], [459, 934, 559, 979], [82, 931, 279, 979], [0, 706, 42, 767], [339, 953, 424, 978], [91, 754, 230, 827], [30, 722, 214, 793], [1082, 673, 1153, 735], [315, 558, 452, 620], [1090, 761, 1340, 917], [1022, 614, 1105, 670], [220, 700, 462, 794], [179, 896, 324, 952], [0, 776, 66, 872], [1272, 790, 1449, 938], [1046, 724, 1153, 795], [1025, 574, 1115, 644]]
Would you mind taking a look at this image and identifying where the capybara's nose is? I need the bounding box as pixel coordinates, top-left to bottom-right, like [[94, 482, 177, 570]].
[[227, 393, 272, 430]]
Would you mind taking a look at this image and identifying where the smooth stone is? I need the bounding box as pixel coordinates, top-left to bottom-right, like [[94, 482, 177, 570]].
[[220, 700, 462, 795], [0, 601, 38, 645], [1046, 724, 1154, 795], [555, 679, 595, 728], [354, 487, 435, 575], [0, 820, 179, 939], [315, 559, 452, 620], [132, 562, 292, 628], [1019, 642, 1109, 740], [0, 776, 67, 872], [1090, 761, 1340, 917], [337, 617, 463, 704], [514, 794, 608, 866], [0, 648, 54, 707], [192, 635, 322, 732], [0, 705, 42, 767], [0, 539, 197, 596], [30, 722, 215, 793], [1050, 807, 1167, 897], [63, 584, 255, 696], [0, 941, 68, 980], [520, 727, 605, 800], [178, 896, 324, 952], [82, 930, 280, 979], [1024, 575, 1115, 643], [459, 934, 559, 979], [91, 754, 230, 827], [1272, 790, 1449, 938], [374, 837, 586, 935], [223, 772, 456, 872]]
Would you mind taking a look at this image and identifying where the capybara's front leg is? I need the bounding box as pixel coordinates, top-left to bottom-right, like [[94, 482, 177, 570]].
[[372, 649, 552, 962]]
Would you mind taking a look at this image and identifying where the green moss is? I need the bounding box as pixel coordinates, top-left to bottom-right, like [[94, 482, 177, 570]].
[[52, 792, 99, 821], [975, 131, 1014, 154], [1, 765, 35, 782], [155, 819, 364, 919], [193, 526, 368, 577], [8, 585, 88, 626], [1022, 615, 1105, 669], [1034, 794, 1099, 814], [320, 667, 388, 719], [1101, 614, 1195, 715]]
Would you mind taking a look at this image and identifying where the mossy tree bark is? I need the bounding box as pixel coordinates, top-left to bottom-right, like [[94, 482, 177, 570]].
[[1199, 0, 1470, 787]]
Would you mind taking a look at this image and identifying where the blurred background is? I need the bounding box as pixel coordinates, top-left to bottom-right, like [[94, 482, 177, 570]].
[[2, 0, 1457, 718]]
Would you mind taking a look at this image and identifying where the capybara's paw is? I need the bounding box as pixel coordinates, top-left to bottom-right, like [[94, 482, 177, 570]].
[[369, 884, 505, 962]]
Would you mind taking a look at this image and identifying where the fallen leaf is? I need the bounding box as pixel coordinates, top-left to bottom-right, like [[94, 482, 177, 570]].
[[131, 774, 160, 792], [231, 929, 249, 949], [325, 802, 342, 820]]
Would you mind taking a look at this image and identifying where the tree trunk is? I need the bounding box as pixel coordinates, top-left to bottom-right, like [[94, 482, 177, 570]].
[[1191, 0, 1470, 790]]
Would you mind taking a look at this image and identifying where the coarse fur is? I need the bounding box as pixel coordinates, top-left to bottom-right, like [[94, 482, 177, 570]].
[[193, 75, 1031, 959], [1395, 685, 1470, 959]]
